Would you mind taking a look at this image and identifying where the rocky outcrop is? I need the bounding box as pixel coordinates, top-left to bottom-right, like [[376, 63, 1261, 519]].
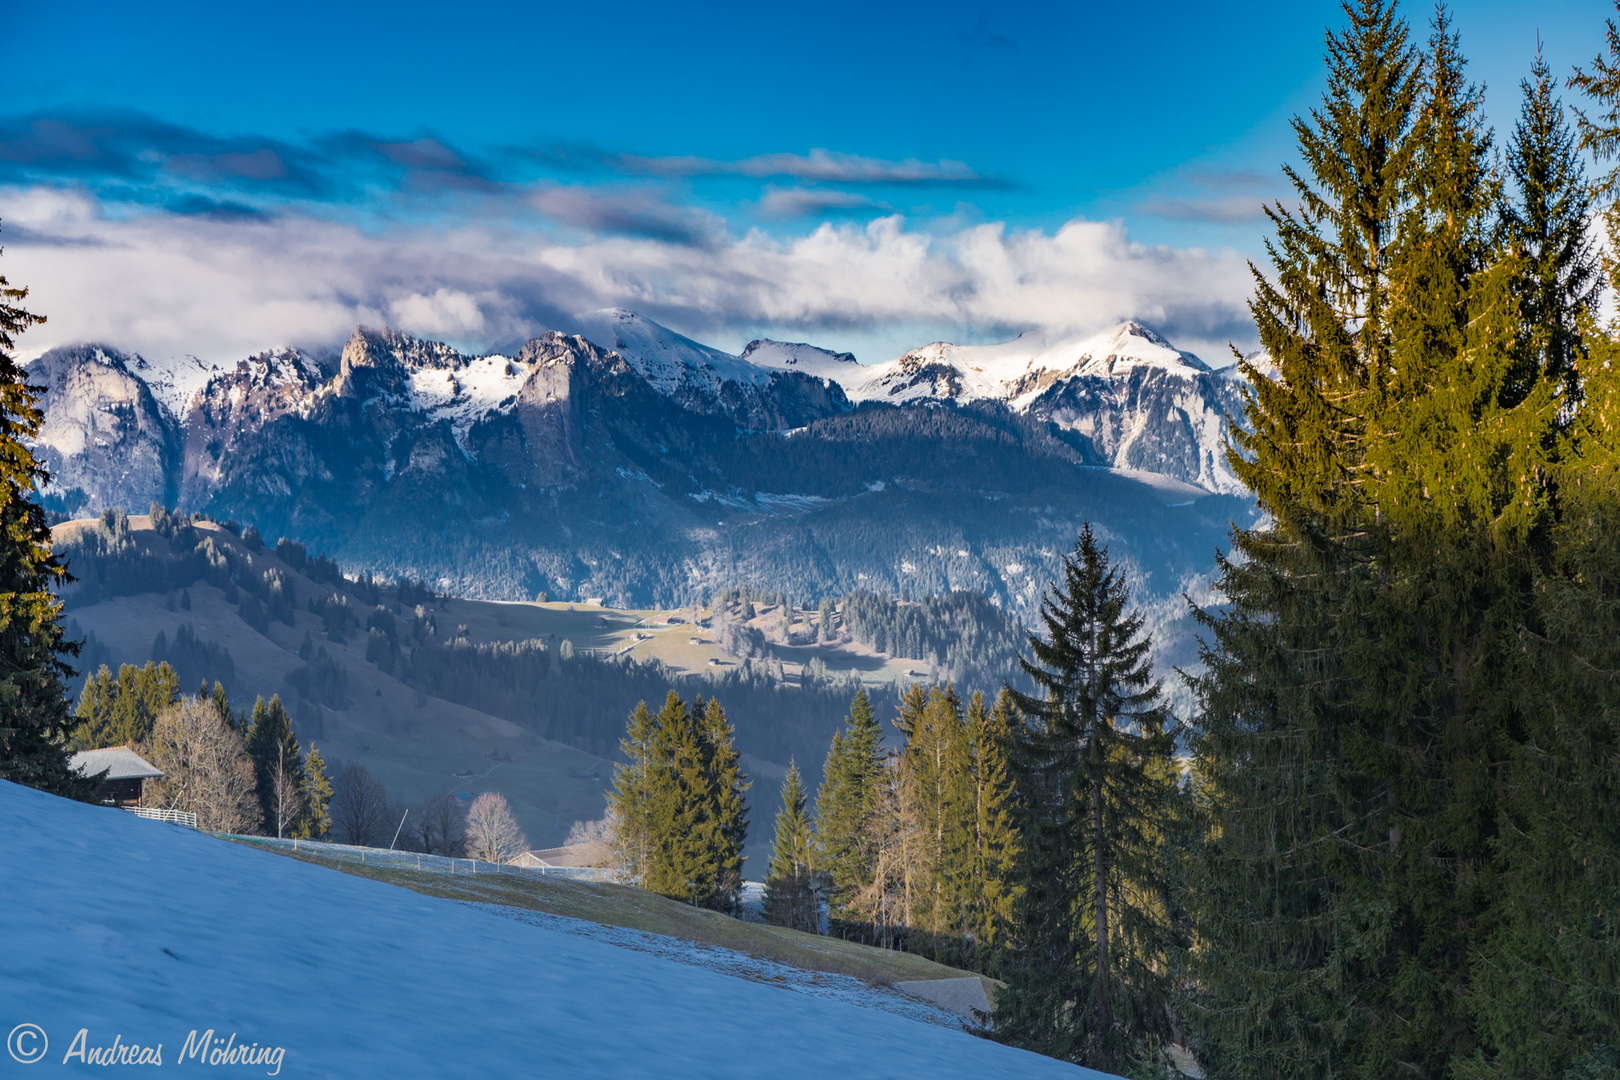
[[513, 333, 595, 487], [1027, 366, 1248, 496], [29, 345, 179, 517], [24, 315, 1259, 619]]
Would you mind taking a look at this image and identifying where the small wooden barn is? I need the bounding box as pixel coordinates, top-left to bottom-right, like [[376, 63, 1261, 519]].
[[68, 747, 164, 806]]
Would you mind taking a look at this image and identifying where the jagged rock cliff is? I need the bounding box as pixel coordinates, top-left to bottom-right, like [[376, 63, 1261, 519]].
[[29, 345, 179, 516], [27, 314, 1258, 637]]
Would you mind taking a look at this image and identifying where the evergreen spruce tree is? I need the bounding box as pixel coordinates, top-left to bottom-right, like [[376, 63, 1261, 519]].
[[966, 689, 1020, 953], [209, 680, 236, 732], [609, 700, 659, 880], [70, 661, 181, 749], [244, 694, 302, 836], [894, 683, 958, 939], [696, 696, 749, 914], [1190, 2, 1420, 1074], [0, 246, 86, 797], [813, 687, 885, 927], [995, 525, 1178, 1074], [298, 746, 332, 839], [1499, 46, 1602, 406], [639, 693, 705, 902], [1191, 5, 1576, 1077], [1570, 9, 1620, 264], [1463, 29, 1620, 1075], [761, 760, 818, 932], [613, 693, 748, 911]]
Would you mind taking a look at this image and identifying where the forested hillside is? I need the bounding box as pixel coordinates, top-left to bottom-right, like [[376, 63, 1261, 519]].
[[53, 508, 1050, 859]]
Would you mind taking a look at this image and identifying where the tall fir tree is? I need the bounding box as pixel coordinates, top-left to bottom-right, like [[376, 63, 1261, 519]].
[[1499, 46, 1601, 406], [813, 687, 885, 927], [995, 524, 1179, 1074], [965, 689, 1020, 953], [244, 694, 303, 837], [298, 745, 332, 839], [1570, 7, 1620, 267], [1463, 26, 1620, 1075], [0, 245, 90, 797], [894, 683, 962, 939], [640, 692, 708, 903], [611, 692, 748, 912], [761, 760, 818, 932], [70, 662, 181, 749], [1192, 4, 1574, 1077], [1191, 2, 1421, 1074], [209, 680, 237, 733], [609, 699, 659, 878], [695, 695, 749, 914]]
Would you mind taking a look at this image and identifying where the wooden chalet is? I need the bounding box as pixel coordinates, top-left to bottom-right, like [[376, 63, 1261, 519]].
[[68, 747, 164, 806]]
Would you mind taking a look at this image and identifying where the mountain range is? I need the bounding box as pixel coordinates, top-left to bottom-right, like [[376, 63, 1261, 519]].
[[25, 309, 1260, 679]]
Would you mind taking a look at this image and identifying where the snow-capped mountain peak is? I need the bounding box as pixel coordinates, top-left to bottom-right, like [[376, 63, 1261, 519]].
[[571, 308, 767, 397], [1071, 320, 1211, 377], [738, 339, 861, 382], [843, 320, 1211, 407]]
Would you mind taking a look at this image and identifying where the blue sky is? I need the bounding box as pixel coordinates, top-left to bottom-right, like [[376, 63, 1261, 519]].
[[0, 0, 1609, 364]]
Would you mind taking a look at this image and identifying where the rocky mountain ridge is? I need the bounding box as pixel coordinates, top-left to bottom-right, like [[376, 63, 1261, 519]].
[[24, 313, 1259, 676]]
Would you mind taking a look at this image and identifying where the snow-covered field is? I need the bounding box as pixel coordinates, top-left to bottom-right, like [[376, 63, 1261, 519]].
[[2, 781, 1105, 1078]]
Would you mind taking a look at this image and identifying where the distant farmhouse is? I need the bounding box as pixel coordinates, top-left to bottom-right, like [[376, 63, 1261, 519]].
[[69, 747, 162, 806]]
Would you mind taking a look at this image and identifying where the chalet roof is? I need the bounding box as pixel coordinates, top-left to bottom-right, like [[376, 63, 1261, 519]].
[[513, 846, 596, 868], [68, 747, 163, 782]]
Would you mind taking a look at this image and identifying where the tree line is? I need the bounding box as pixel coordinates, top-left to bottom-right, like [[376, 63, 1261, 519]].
[[838, 589, 1029, 689], [1178, 4, 1620, 1077], [735, 526, 1184, 1074], [583, 8, 1620, 1077], [66, 660, 332, 838], [61, 655, 527, 862]]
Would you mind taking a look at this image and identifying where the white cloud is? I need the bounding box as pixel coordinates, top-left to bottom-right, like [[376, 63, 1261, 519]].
[[387, 288, 487, 340], [1, 185, 1255, 366]]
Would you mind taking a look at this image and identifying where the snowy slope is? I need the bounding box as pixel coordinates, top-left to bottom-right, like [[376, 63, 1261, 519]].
[[127, 352, 227, 419], [738, 338, 863, 383], [846, 322, 1212, 406], [2, 780, 1104, 1079], [408, 354, 528, 449], [572, 308, 770, 397]]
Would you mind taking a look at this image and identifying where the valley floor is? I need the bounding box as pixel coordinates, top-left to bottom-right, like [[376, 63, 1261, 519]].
[[3, 781, 1106, 1079]]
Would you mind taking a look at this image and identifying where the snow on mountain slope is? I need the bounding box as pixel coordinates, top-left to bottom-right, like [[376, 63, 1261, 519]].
[[3, 780, 1101, 1079], [409, 354, 528, 449], [128, 352, 227, 419], [846, 322, 1212, 406], [573, 307, 769, 397], [738, 338, 863, 382]]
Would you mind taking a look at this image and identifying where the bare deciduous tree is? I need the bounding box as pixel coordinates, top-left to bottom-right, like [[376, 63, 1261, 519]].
[[848, 759, 925, 950], [410, 794, 464, 856], [270, 747, 303, 839], [564, 812, 617, 868], [329, 764, 390, 846], [464, 792, 528, 864], [146, 697, 262, 834]]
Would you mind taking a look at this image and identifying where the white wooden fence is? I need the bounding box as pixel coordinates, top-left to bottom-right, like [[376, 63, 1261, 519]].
[[221, 834, 620, 883], [125, 806, 199, 829]]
